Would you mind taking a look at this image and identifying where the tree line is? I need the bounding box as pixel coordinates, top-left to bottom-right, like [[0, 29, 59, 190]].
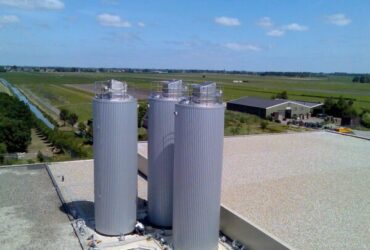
[[0, 93, 33, 162], [323, 96, 370, 127], [59, 109, 79, 127], [352, 75, 370, 83], [33, 118, 91, 158], [323, 97, 357, 118]]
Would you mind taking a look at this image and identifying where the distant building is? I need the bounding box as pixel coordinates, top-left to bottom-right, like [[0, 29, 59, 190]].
[[227, 96, 323, 119], [232, 80, 242, 83]]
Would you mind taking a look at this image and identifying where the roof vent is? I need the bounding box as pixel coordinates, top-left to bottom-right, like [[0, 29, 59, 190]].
[[162, 80, 184, 98], [94, 79, 128, 100], [191, 81, 222, 104], [151, 79, 186, 99]]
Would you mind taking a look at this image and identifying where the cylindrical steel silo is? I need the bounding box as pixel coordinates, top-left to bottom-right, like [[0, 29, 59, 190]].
[[147, 80, 185, 228], [173, 82, 224, 250], [93, 79, 137, 236]]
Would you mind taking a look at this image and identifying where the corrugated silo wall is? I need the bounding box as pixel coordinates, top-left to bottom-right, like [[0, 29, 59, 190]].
[[173, 104, 225, 250], [93, 98, 138, 236], [148, 98, 177, 227]]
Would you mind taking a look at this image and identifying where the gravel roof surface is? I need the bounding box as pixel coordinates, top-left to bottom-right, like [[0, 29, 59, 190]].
[[47, 160, 230, 250], [36, 131, 370, 250], [0, 165, 80, 250], [47, 160, 148, 228], [221, 132, 370, 249], [138, 132, 370, 249]]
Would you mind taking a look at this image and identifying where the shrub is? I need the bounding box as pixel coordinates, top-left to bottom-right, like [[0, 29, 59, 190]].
[[68, 113, 78, 127], [361, 112, 370, 128], [0, 143, 6, 163], [37, 151, 44, 162], [59, 109, 69, 126], [260, 120, 268, 130]]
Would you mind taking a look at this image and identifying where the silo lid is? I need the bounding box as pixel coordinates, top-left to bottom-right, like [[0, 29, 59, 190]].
[[162, 79, 184, 97], [191, 81, 222, 104], [108, 79, 126, 91], [95, 79, 129, 100]]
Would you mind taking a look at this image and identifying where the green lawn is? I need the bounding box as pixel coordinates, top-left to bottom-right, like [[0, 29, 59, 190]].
[[17, 83, 94, 122], [224, 111, 306, 136], [0, 81, 12, 95]]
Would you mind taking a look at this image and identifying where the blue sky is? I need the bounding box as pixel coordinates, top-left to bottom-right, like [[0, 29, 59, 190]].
[[0, 0, 369, 73]]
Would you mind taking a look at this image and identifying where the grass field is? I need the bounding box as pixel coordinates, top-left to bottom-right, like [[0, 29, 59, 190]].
[[0, 81, 12, 96], [18, 82, 93, 121], [225, 111, 306, 136], [1, 72, 370, 123]]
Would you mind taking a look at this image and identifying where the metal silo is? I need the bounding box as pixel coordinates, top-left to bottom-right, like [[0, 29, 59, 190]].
[[173, 82, 224, 250], [147, 80, 185, 227], [93, 79, 137, 236]]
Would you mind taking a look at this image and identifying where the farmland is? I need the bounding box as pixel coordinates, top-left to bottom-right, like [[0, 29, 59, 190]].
[[1, 71, 370, 124], [0, 81, 12, 96], [1, 71, 369, 164]]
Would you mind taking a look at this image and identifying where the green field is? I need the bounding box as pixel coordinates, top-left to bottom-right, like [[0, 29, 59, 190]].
[[0, 81, 12, 96], [1, 72, 370, 123]]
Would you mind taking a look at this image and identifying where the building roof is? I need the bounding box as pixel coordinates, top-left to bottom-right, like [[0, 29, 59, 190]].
[[291, 100, 323, 108], [138, 132, 370, 249], [228, 97, 288, 109], [0, 165, 80, 249], [221, 132, 370, 249], [228, 96, 323, 109], [2, 132, 367, 250]]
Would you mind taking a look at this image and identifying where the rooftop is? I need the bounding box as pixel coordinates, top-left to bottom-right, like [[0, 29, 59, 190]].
[[0, 165, 80, 249], [227, 97, 288, 109], [227, 96, 322, 109], [220, 132, 370, 249], [1, 132, 368, 249], [139, 132, 370, 249]]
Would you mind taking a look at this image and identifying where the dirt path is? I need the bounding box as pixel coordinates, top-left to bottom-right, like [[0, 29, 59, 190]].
[[27, 129, 53, 158]]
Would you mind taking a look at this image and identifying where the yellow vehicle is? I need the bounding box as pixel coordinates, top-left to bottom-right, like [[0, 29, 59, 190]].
[[336, 127, 353, 133]]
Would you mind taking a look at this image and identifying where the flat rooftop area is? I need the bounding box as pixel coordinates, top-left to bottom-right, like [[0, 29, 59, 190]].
[[139, 131, 370, 249], [1, 131, 368, 249], [0, 165, 80, 249], [47, 160, 230, 250], [221, 132, 370, 249]]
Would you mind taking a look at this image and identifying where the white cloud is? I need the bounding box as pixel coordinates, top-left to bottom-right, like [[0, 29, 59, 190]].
[[224, 42, 261, 52], [326, 13, 351, 26], [256, 16, 309, 37], [257, 17, 273, 28], [282, 23, 308, 31], [0, 15, 19, 28], [97, 13, 131, 28], [0, 0, 64, 10], [267, 29, 285, 37], [137, 22, 145, 28], [214, 16, 240, 26]]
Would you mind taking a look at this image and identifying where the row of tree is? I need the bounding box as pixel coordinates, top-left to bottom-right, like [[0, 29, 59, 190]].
[[59, 109, 79, 127], [272, 91, 288, 100], [76, 119, 93, 144], [352, 75, 370, 83], [323, 97, 357, 118], [34, 118, 91, 158], [0, 93, 33, 153]]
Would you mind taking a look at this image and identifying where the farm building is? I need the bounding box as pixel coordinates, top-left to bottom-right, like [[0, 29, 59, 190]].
[[227, 96, 323, 119]]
